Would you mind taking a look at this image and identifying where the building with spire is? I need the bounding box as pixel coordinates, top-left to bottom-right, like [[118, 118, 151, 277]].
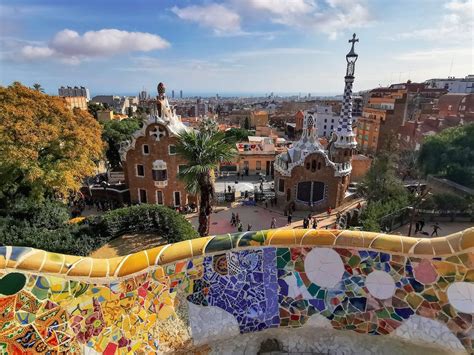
[[120, 82, 194, 206], [274, 34, 360, 211]]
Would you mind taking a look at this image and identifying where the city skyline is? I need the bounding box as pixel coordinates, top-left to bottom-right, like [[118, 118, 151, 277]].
[[0, 0, 472, 95]]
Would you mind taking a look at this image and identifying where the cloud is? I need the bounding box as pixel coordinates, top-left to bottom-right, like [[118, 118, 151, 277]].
[[172, 0, 373, 39], [171, 4, 241, 35], [394, 47, 472, 61], [15, 28, 169, 64], [394, 0, 472, 42]]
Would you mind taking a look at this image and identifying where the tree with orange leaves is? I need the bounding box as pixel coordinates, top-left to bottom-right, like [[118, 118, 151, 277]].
[[0, 82, 104, 203]]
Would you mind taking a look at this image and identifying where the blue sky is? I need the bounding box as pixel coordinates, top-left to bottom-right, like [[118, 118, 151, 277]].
[[0, 0, 472, 96]]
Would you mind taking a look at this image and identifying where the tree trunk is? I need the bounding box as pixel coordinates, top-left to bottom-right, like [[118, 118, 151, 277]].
[[198, 172, 214, 236]]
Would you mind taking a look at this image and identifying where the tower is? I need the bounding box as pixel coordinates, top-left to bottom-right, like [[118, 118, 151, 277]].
[[333, 33, 359, 164]]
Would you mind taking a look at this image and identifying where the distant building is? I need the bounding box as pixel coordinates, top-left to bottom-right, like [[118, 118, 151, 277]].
[[438, 93, 474, 120], [62, 96, 87, 111], [92, 95, 138, 115], [180, 90, 183, 99], [120, 82, 194, 206], [356, 82, 446, 154], [233, 137, 286, 176], [250, 110, 268, 128], [172, 90, 175, 99], [97, 110, 114, 122], [58, 86, 90, 100], [190, 99, 209, 117], [425, 75, 474, 93]]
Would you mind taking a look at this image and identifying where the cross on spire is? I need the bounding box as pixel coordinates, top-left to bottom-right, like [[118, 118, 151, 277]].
[[348, 33, 358, 50]]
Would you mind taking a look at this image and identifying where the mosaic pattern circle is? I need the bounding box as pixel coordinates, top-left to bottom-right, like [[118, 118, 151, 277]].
[[304, 248, 344, 288], [447, 282, 474, 314], [365, 270, 395, 300]]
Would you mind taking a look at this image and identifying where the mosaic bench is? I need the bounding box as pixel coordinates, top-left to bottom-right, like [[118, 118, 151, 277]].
[[0, 228, 473, 354]]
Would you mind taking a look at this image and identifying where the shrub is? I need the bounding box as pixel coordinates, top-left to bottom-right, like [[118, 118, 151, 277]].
[[92, 204, 197, 244], [0, 202, 198, 256]]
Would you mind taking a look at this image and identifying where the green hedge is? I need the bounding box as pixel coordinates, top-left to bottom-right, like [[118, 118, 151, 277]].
[[0, 202, 197, 256], [91, 204, 198, 244]]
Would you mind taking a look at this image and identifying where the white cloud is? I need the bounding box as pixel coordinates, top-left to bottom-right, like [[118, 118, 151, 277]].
[[395, 0, 472, 42], [19, 45, 55, 59], [171, 4, 241, 35], [179, 0, 373, 39], [15, 28, 169, 64]]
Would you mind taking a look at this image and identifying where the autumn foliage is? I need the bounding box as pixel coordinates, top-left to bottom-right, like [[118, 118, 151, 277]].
[[0, 82, 104, 202]]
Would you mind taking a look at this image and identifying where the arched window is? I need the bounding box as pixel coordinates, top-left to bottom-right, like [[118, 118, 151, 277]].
[[311, 160, 316, 172]]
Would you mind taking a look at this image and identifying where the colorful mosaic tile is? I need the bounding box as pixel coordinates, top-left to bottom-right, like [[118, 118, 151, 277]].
[[0, 228, 472, 353]]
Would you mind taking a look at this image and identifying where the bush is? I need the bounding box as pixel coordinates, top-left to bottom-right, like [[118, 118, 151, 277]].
[[0, 202, 198, 256], [92, 204, 198, 244]]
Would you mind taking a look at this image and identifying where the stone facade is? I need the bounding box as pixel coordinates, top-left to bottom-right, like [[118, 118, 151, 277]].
[[275, 153, 349, 211]]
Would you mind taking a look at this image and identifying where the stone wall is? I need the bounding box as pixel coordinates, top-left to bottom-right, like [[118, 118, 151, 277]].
[[0, 228, 472, 354]]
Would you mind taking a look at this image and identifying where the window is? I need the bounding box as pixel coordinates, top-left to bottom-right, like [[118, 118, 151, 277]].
[[139, 189, 147, 203], [278, 179, 285, 192], [317, 162, 321, 170], [136, 164, 145, 177], [311, 160, 316, 172], [323, 131, 326, 136], [156, 191, 164, 205], [174, 191, 181, 206], [324, 119, 327, 123], [142, 144, 150, 155], [178, 165, 187, 176], [152, 169, 167, 181], [324, 125, 327, 129], [331, 119, 334, 123], [168, 144, 177, 155], [331, 125, 334, 129], [256, 161, 261, 170]]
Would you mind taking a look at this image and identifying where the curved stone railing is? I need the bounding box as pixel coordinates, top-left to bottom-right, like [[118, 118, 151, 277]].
[[0, 228, 472, 354]]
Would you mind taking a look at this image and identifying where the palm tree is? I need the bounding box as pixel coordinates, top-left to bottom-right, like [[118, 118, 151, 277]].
[[32, 83, 45, 93], [176, 130, 237, 236]]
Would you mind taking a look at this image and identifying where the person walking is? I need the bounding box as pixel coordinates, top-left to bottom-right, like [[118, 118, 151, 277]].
[[271, 217, 277, 229], [302, 217, 308, 229], [327, 206, 332, 216], [247, 223, 252, 231], [419, 219, 425, 232], [312, 218, 318, 229], [231, 213, 236, 226], [287, 212, 292, 225], [237, 222, 243, 232], [414, 221, 420, 234], [431, 223, 441, 237], [236, 213, 240, 225]]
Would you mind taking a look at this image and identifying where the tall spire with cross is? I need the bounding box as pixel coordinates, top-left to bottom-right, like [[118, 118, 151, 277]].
[[335, 33, 359, 149]]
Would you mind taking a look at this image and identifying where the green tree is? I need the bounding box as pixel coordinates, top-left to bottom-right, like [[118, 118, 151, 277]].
[[418, 123, 474, 188], [243, 116, 250, 130], [0, 82, 104, 203], [224, 128, 251, 143], [32, 83, 44, 93], [176, 130, 237, 236], [101, 118, 142, 170], [358, 151, 410, 232], [87, 101, 104, 119]]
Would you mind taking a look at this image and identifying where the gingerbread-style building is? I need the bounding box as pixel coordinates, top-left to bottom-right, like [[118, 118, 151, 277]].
[[274, 34, 360, 211], [120, 83, 193, 206]]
